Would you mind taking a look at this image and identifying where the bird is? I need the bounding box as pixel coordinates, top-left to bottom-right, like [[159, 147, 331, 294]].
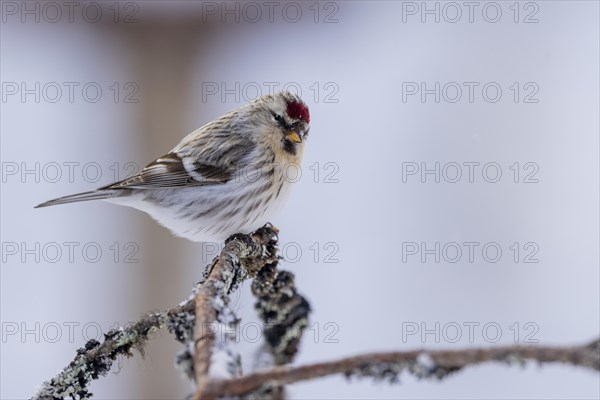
[[36, 91, 310, 242]]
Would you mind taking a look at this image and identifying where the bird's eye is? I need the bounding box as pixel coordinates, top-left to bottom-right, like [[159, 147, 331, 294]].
[[273, 114, 283, 122]]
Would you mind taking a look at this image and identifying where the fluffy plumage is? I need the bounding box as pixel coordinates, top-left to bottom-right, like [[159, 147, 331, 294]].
[[36, 91, 310, 242]]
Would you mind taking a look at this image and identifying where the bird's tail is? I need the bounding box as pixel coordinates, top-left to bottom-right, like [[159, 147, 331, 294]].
[[35, 190, 118, 208]]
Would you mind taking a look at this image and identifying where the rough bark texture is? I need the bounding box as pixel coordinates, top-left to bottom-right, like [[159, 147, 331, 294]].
[[192, 225, 280, 396], [245, 263, 311, 399], [31, 224, 600, 400], [201, 339, 600, 398]]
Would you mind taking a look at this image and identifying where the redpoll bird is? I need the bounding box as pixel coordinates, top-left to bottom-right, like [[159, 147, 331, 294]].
[[36, 91, 310, 242]]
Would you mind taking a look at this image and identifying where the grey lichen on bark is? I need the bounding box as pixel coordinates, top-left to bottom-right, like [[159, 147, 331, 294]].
[[32, 305, 193, 400], [32, 224, 281, 400], [30, 223, 600, 400], [192, 224, 281, 396], [245, 262, 312, 399]]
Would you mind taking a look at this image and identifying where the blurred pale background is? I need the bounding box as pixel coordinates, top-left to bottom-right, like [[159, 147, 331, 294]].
[[1, 1, 598, 399]]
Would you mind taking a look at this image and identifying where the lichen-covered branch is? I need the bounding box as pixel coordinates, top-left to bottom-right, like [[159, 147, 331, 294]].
[[192, 225, 280, 397], [31, 224, 279, 400], [31, 223, 600, 400], [252, 263, 311, 366], [246, 262, 312, 399], [200, 338, 600, 398], [31, 301, 195, 400]]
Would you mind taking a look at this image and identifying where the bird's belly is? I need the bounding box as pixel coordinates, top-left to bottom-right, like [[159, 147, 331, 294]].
[[106, 175, 294, 243]]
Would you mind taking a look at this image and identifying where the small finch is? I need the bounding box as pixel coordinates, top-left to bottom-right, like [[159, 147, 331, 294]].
[[36, 91, 310, 242]]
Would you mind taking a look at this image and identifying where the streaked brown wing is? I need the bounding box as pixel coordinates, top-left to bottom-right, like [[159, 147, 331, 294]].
[[104, 119, 256, 190], [102, 153, 226, 189]]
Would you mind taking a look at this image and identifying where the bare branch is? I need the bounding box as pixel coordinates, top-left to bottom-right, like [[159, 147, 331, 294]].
[[200, 339, 600, 398]]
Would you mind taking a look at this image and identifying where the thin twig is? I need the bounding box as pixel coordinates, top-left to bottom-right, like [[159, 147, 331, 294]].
[[199, 338, 600, 398]]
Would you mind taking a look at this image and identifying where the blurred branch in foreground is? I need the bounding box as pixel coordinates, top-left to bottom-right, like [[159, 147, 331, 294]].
[[31, 224, 600, 400]]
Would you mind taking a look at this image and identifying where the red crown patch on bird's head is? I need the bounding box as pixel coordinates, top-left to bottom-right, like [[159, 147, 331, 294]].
[[286, 101, 310, 124]]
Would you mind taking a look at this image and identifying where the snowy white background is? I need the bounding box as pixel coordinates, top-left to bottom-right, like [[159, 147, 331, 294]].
[[1, 1, 599, 399]]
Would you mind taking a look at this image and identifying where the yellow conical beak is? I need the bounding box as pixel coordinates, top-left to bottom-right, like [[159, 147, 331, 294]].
[[286, 130, 302, 143]]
